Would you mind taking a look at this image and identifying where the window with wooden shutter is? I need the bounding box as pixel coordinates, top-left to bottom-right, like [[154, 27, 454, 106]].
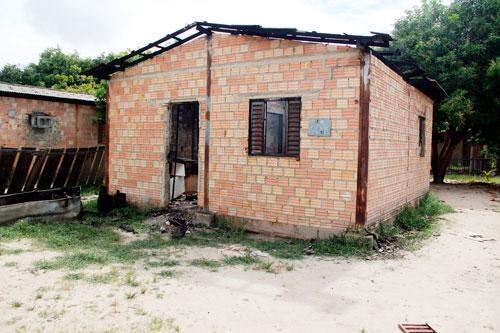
[[248, 98, 301, 158]]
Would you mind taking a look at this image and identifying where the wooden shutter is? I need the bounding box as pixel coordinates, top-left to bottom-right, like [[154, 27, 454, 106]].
[[249, 100, 265, 155], [286, 99, 301, 157]]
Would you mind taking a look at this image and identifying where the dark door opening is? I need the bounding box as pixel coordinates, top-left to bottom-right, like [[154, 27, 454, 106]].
[[168, 102, 199, 200]]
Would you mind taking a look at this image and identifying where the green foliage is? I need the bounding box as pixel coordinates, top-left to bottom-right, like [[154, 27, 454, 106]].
[[376, 222, 400, 240], [0, 192, 452, 272], [0, 47, 122, 125], [393, 0, 500, 152], [394, 192, 453, 232], [222, 255, 260, 266], [63, 273, 85, 281], [446, 174, 500, 184], [189, 258, 221, 269], [94, 81, 108, 123]]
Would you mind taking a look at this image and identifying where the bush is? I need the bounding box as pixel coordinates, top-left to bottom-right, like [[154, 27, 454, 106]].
[[395, 192, 453, 231], [377, 222, 400, 240]]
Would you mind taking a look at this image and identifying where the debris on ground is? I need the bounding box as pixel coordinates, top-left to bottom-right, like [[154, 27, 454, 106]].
[[144, 193, 199, 238], [303, 245, 315, 255], [465, 232, 496, 242], [223, 244, 270, 258], [399, 323, 437, 333], [119, 224, 135, 233]]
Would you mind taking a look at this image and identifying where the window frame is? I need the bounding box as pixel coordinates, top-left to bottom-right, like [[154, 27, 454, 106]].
[[248, 97, 301, 158], [418, 116, 426, 157]]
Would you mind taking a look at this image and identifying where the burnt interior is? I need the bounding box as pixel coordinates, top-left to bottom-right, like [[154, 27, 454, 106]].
[[168, 102, 199, 200]]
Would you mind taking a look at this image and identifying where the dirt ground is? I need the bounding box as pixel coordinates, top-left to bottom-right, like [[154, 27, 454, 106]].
[[0, 184, 499, 333]]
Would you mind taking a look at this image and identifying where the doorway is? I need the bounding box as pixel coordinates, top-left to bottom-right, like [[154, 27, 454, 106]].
[[168, 102, 199, 201]]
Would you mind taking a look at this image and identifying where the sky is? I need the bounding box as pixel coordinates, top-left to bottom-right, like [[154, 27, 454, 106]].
[[0, 0, 431, 67]]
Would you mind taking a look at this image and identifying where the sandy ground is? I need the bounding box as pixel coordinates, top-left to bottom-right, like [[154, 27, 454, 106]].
[[0, 184, 499, 333]]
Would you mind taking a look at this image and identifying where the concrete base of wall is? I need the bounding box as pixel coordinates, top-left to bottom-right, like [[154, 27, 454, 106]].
[[214, 214, 348, 239]]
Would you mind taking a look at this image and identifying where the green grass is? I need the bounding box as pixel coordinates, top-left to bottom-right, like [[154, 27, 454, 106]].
[[88, 269, 120, 284], [158, 270, 177, 278], [0, 192, 451, 272], [377, 192, 454, 247], [63, 273, 84, 281], [222, 255, 261, 266], [189, 258, 221, 269], [445, 174, 500, 184], [125, 272, 140, 287], [80, 185, 99, 197], [146, 259, 179, 268]]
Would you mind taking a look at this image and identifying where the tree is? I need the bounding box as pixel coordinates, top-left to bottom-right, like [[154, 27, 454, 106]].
[[392, 0, 500, 182], [0, 47, 124, 124], [0, 47, 122, 95]]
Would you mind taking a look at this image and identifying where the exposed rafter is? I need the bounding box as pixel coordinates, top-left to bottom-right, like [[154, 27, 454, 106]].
[[85, 21, 445, 100], [85, 21, 392, 79]]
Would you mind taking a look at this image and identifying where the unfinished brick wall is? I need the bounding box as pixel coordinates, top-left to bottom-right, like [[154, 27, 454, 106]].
[[107, 34, 361, 234], [208, 34, 361, 234], [366, 55, 433, 225], [0, 96, 98, 148], [106, 33, 434, 235], [107, 37, 208, 207]]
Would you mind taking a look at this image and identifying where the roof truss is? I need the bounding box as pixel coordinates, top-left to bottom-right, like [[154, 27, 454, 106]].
[[86, 21, 392, 79], [86, 21, 445, 100]]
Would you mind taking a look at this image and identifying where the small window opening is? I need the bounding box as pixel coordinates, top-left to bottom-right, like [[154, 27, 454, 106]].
[[249, 98, 301, 158], [418, 116, 426, 157]]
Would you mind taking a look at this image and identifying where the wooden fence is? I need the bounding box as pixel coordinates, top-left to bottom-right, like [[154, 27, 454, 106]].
[[447, 158, 499, 175], [0, 146, 105, 195]]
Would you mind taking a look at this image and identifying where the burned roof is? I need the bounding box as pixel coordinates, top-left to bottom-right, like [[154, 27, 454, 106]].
[[0, 81, 95, 105], [86, 21, 446, 100]]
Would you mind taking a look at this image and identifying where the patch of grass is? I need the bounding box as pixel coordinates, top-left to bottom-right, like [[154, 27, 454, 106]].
[[222, 255, 261, 266], [0, 247, 24, 256], [254, 261, 277, 274], [88, 269, 120, 284], [63, 273, 84, 281], [377, 192, 453, 248], [189, 258, 221, 270], [4, 261, 17, 267], [418, 192, 455, 216], [125, 272, 140, 287], [312, 235, 372, 256], [158, 270, 177, 278], [149, 317, 163, 332], [395, 192, 453, 232], [11, 301, 22, 308], [377, 222, 400, 240], [445, 174, 500, 185], [34, 252, 109, 270], [0, 221, 120, 250], [125, 292, 136, 300], [80, 185, 99, 197], [146, 259, 179, 268]]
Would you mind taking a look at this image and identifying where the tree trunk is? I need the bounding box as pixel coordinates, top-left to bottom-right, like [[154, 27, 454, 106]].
[[432, 134, 464, 184]]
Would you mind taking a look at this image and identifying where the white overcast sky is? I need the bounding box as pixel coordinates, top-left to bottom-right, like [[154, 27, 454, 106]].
[[0, 0, 440, 67]]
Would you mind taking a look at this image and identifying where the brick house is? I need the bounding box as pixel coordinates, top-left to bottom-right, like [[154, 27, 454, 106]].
[[89, 23, 444, 238], [0, 82, 99, 148]]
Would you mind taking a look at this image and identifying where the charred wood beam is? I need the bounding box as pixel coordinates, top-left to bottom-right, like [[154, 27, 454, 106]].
[[87, 22, 393, 79]]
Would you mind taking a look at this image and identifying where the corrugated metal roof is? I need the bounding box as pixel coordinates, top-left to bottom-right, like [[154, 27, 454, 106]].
[[0, 81, 95, 104]]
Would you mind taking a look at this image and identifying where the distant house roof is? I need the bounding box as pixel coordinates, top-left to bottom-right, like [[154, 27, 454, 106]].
[[0, 81, 95, 105]]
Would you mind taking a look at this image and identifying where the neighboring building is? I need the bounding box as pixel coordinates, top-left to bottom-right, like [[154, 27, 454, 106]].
[[89, 23, 444, 237], [0, 82, 98, 148]]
